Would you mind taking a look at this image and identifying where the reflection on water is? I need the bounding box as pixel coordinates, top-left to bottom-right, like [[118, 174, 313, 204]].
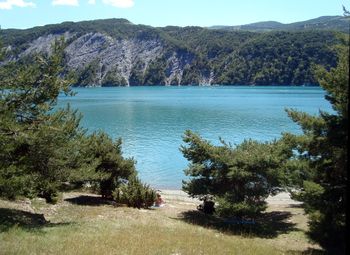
[[58, 86, 331, 189]]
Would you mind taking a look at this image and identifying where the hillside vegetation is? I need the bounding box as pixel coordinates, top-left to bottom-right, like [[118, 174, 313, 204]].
[[1, 16, 346, 86], [209, 16, 349, 32]]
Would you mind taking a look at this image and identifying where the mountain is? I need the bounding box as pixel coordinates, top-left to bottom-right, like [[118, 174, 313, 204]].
[[0, 16, 346, 86], [210, 16, 349, 33]]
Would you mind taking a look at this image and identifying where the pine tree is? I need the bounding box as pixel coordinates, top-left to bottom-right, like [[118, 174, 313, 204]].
[[284, 37, 348, 253], [0, 38, 137, 203], [181, 131, 292, 217], [0, 38, 81, 202], [80, 132, 136, 198]]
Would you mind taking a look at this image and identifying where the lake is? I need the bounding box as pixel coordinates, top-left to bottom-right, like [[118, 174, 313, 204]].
[[58, 86, 332, 189]]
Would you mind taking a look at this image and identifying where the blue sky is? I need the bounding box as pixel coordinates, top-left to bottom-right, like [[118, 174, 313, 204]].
[[0, 0, 347, 29]]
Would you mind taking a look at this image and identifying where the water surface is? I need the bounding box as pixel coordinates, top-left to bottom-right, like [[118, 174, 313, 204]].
[[58, 86, 332, 189]]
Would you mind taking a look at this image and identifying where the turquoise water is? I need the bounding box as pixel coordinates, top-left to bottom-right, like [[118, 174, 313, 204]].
[[58, 86, 332, 189]]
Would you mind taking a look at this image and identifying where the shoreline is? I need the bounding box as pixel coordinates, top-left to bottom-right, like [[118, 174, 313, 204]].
[[158, 189, 302, 205]]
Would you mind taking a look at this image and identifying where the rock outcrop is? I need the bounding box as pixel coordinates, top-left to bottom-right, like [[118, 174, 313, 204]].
[[1, 18, 341, 86]]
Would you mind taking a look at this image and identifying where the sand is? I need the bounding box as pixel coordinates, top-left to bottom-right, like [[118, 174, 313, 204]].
[[158, 189, 302, 205]]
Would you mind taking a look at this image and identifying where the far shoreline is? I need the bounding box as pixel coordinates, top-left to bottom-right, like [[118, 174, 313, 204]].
[[69, 84, 321, 88]]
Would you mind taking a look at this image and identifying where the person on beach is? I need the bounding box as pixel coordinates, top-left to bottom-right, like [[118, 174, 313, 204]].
[[154, 192, 165, 207]]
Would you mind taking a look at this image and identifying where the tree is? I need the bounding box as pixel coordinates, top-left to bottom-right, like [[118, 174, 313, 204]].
[[181, 131, 292, 217], [0, 38, 137, 203], [0, 38, 82, 202], [80, 132, 136, 198], [284, 37, 348, 253]]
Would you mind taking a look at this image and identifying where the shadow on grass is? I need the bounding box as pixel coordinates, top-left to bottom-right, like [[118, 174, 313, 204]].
[[177, 210, 298, 238], [287, 203, 305, 209], [286, 248, 326, 255], [0, 208, 72, 233], [64, 195, 112, 206], [300, 248, 326, 255]]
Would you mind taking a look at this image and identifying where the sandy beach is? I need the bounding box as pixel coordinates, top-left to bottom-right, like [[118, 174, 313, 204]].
[[158, 189, 302, 205]]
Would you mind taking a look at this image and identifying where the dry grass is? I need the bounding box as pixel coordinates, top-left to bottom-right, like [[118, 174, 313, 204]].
[[0, 191, 323, 255]]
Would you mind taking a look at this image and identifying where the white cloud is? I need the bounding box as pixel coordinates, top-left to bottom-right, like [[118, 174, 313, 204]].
[[52, 0, 79, 6], [0, 0, 35, 10], [88, 0, 95, 4], [102, 0, 134, 8]]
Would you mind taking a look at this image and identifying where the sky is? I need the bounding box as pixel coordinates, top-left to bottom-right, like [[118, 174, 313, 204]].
[[0, 0, 348, 29]]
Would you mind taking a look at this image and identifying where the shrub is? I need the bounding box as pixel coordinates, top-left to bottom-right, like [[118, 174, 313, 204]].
[[79, 132, 137, 199], [113, 176, 156, 209]]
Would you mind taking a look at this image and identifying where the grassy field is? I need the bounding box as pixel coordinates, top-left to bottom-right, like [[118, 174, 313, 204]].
[[0, 191, 323, 255]]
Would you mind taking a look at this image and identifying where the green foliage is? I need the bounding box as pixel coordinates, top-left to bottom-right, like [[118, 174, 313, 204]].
[[0, 39, 3, 61], [128, 60, 145, 86], [181, 131, 291, 217], [181, 58, 211, 85], [1, 20, 342, 86], [75, 60, 99, 86], [102, 70, 128, 86], [211, 16, 349, 33], [284, 37, 348, 253], [218, 31, 338, 85], [143, 58, 167, 85], [81, 132, 136, 198], [0, 38, 138, 203], [0, 38, 81, 202], [113, 176, 156, 209]]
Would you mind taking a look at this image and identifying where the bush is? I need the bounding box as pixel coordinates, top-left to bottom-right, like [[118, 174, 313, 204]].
[[181, 131, 290, 218], [113, 176, 156, 209], [79, 132, 137, 199]]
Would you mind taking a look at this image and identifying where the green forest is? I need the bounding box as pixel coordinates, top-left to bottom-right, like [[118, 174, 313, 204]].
[[0, 17, 346, 86]]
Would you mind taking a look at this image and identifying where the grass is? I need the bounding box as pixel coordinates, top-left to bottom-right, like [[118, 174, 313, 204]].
[[0, 191, 323, 255]]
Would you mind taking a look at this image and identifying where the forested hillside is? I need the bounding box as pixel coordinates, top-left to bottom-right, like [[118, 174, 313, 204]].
[[0, 16, 346, 86], [210, 15, 349, 32]]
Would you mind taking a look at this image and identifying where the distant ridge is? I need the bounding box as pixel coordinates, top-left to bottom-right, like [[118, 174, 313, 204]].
[[0, 16, 345, 87], [209, 16, 349, 33]]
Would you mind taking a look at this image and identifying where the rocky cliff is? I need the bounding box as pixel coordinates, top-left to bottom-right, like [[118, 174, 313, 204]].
[[1, 17, 345, 86]]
